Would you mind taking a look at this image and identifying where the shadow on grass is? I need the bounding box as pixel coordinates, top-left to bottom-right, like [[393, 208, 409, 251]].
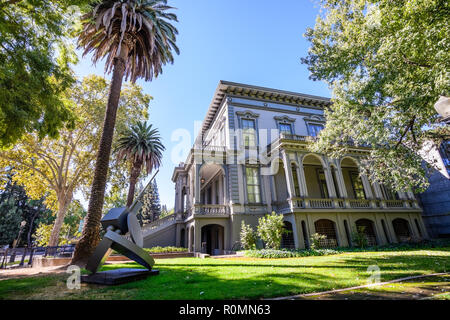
[[0, 250, 448, 300]]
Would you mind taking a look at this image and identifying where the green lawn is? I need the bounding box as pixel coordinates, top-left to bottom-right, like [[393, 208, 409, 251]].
[[0, 248, 449, 300]]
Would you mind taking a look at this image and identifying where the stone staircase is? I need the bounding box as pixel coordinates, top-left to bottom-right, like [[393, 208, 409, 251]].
[[141, 214, 179, 247]]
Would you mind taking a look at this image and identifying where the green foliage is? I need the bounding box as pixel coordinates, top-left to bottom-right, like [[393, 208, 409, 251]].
[[257, 212, 285, 250], [240, 221, 257, 250], [244, 248, 339, 259], [0, 170, 51, 246], [34, 222, 80, 246], [302, 0, 450, 192], [137, 180, 162, 225], [309, 233, 327, 250], [0, 0, 91, 149], [144, 246, 188, 253], [351, 226, 368, 248]]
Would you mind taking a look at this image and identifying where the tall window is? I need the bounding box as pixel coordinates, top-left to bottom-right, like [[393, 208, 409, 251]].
[[279, 123, 292, 135], [349, 171, 366, 199], [291, 164, 300, 197], [246, 167, 261, 203], [308, 123, 324, 137], [317, 169, 329, 198], [380, 184, 399, 200], [242, 119, 256, 147]]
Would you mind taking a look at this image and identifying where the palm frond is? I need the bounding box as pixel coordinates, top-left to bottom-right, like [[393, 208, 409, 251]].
[[78, 0, 179, 82]]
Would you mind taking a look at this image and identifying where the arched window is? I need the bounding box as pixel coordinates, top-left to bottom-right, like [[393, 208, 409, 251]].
[[355, 219, 378, 246], [392, 218, 411, 242], [314, 219, 338, 248], [281, 222, 295, 249]]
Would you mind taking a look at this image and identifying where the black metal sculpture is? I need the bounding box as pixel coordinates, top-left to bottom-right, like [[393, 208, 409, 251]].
[[81, 172, 159, 285]]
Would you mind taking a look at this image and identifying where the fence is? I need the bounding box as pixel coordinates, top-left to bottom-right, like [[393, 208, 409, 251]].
[[0, 244, 75, 269]]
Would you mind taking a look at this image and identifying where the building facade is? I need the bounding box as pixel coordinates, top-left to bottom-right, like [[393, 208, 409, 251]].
[[143, 81, 428, 254], [417, 140, 450, 238]]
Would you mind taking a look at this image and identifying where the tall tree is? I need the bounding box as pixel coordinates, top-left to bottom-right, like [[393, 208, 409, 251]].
[[115, 122, 164, 207], [0, 0, 90, 149], [0, 170, 51, 247], [72, 0, 179, 266], [0, 75, 150, 246], [138, 180, 161, 225], [302, 0, 449, 192]]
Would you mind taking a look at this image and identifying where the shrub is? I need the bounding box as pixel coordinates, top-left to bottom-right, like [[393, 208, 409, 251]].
[[244, 248, 341, 259], [240, 221, 257, 250], [257, 212, 285, 249], [309, 233, 327, 250], [351, 226, 368, 248], [144, 246, 188, 253]]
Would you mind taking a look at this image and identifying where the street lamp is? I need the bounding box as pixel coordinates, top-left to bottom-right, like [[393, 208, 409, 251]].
[[434, 96, 450, 124]]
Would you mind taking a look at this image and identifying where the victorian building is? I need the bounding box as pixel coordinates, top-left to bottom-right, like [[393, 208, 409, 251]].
[[142, 81, 428, 254]]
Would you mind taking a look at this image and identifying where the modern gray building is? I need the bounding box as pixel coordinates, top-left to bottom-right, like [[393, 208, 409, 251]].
[[417, 140, 450, 238]]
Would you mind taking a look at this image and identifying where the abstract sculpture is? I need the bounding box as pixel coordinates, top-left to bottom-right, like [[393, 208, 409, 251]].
[[81, 202, 158, 285]]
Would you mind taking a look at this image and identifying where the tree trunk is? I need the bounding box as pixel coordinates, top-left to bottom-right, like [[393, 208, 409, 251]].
[[126, 160, 142, 207], [48, 192, 72, 247], [71, 45, 129, 267], [27, 209, 39, 247]]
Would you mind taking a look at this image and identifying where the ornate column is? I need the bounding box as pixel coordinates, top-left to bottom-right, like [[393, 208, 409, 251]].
[[334, 161, 348, 198], [194, 164, 201, 205], [296, 153, 308, 197], [372, 182, 383, 199], [360, 174, 374, 199], [322, 157, 337, 198], [281, 150, 295, 200]]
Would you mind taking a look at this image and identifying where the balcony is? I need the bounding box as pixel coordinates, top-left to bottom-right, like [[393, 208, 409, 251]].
[[274, 197, 420, 213], [186, 204, 230, 218]]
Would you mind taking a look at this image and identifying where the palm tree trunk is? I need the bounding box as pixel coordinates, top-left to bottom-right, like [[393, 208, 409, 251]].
[[71, 45, 129, 267], [126, 161, 142, 207]]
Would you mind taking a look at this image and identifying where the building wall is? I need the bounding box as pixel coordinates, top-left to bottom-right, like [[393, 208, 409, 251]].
[[418, 169, 450, 238]]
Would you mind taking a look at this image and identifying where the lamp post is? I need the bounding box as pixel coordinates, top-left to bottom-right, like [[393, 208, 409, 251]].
[[434, 96, 450, 124]]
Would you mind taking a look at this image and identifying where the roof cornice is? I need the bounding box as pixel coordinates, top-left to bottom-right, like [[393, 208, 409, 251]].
[[200, 80, 331, 136]]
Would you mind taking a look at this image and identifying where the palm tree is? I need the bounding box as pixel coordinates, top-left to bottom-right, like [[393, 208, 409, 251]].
[[71, 0, 178, 266], [116, 122, 164, 207]]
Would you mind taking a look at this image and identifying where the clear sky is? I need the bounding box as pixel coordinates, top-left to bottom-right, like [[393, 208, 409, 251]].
[[73, 0, 331, 210]]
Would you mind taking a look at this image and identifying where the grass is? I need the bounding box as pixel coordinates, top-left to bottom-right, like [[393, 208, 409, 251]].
[[299, 274, 450, 300], [0, 248, 449, 300]]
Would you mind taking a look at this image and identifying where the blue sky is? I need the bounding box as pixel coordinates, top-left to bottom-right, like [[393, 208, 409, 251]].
[[73, 0, 331, 209]]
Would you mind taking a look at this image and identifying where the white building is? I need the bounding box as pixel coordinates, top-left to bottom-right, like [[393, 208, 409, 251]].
[[143, 81, 428, 254]]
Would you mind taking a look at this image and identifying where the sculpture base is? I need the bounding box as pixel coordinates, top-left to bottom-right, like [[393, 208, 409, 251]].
[[81, 268, 159, 285]]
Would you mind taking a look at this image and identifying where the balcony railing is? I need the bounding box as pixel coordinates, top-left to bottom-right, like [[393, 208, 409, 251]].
[[385, 200, 405, 208], [309, 198, 334, 209], [349, 199, 371, 209], [192, 204, 229, 216], [142, 213, 177, 234], [276, 197, 420, 212]]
